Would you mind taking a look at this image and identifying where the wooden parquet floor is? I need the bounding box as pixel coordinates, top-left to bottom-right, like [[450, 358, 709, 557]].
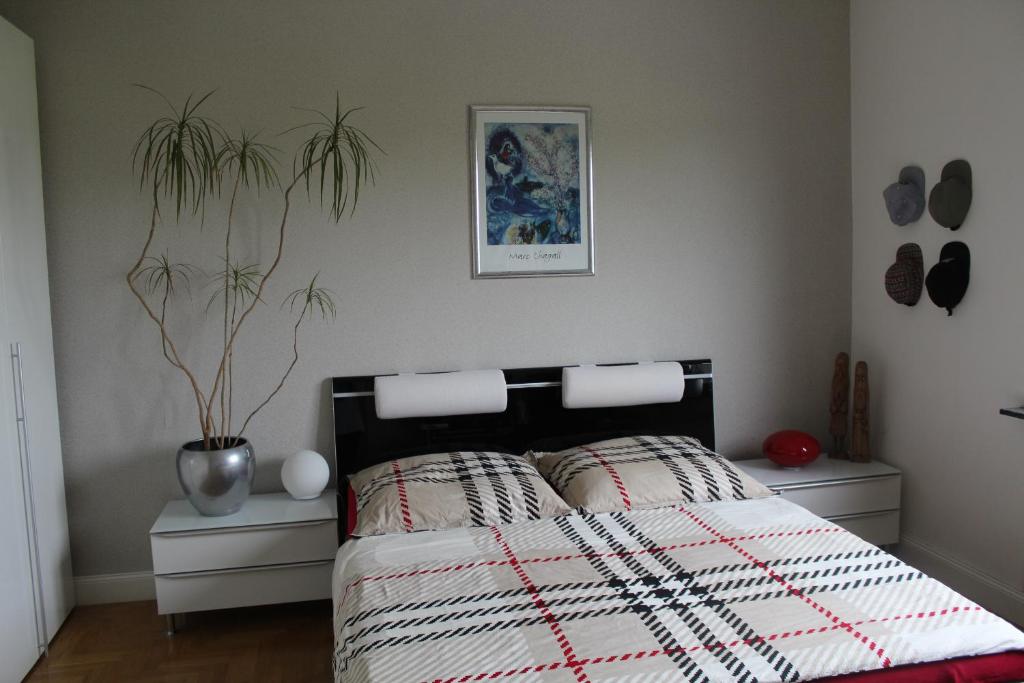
[[24, 600, 333, 683]]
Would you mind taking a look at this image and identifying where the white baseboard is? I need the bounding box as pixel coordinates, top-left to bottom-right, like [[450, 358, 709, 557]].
[[895, 534, 1024, 627], [74, 571, 155, 605]]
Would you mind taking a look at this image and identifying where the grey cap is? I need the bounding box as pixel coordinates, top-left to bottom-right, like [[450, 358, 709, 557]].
[[928, 159, 972, 230], [883, 165, 926, 226]]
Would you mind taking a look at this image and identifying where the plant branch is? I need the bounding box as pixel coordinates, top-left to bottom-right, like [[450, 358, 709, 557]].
[[236, 315, 302, 439], [159, 285, 174, 365], [216, 173, 243, 446], [227, 290, 238, 443], [202, 170, 307, 427], [126, 201, 210, 441]]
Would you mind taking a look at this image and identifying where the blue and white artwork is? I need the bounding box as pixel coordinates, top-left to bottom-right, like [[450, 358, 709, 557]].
[[484, 122, 581, 246], [471, 106, 592, 278]]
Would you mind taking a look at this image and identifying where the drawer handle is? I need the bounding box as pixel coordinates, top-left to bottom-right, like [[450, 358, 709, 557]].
[[826, 510, 898, 522], [157, 558, 334, 579], [153, 518, 335, 537], [772, 474, 899, 492]]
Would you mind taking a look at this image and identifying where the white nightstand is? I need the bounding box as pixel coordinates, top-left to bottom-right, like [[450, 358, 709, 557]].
[[735, 458, 901, 546], [150, 490, 338, 633]]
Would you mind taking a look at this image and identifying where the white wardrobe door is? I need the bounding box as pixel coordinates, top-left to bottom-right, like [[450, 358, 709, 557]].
[[0, 275, 41, 683], [0, 15, 75, 646], [0, 39, 42, 668]]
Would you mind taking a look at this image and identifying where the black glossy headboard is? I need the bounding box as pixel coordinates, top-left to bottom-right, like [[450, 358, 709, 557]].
[[330, 359, 713, 540], [330, 359, 714, 477]]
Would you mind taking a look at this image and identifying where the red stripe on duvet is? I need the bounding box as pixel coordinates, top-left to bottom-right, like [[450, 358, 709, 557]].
[[391, 460, 414, 532], [680, 506, 893, 668], [337, 526, 845, 611], [585, 447, 632, 510], [428, 606, 985, 683], [490, 527, 591, 683]]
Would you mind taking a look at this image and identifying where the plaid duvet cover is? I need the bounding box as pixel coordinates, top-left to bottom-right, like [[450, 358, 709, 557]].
[[332, 497, 1024, 683]]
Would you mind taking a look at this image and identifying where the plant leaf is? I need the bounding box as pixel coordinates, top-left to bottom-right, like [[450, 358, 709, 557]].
[[283, 272, 337, 321], [131, 85, 221, 220], [288, 94, 382, 221]]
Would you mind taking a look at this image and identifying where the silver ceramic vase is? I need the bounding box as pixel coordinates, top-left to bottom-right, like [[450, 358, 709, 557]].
[[176, 438, 255, 516]]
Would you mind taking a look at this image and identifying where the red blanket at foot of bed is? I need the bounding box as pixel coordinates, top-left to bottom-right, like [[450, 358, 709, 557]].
[[824, 651, 1024, 682]]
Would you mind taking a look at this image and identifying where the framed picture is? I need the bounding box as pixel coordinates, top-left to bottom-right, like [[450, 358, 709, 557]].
[[470, 105, 594, 278]]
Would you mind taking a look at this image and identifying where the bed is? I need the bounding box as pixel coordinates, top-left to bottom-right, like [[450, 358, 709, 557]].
[[329, 361, 1024, 682]]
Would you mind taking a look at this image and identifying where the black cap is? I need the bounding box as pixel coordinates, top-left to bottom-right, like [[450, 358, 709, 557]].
[[928, 160, 972, 230], [925, 241, 970, 315]]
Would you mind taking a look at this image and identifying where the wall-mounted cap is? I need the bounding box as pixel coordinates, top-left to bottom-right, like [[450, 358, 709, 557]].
[[928, 159, 972, 230], [882, 166, 926, 226], [925, 241, 970, 315], [884, 242, 924, 306]]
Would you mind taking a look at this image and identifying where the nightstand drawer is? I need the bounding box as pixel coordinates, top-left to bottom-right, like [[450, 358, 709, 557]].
[[151, 519, 338, 575], [776, 475, 900, 518], [829, 510, 900, 545], [154, 560, 334, 614]]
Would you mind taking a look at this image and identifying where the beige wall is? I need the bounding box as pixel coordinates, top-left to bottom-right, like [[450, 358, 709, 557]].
[[0, 0, 851, 576], [851, 1, 1024, 619]]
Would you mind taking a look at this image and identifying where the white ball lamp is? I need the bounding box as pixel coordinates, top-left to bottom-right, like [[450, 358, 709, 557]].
[[281, 450, 330, 500]]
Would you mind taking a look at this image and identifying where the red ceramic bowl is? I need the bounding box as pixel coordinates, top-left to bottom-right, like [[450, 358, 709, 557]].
[[763, 430, 821, 469]]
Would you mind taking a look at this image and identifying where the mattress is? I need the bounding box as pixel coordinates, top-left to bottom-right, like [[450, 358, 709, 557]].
[[332, 496, 1024, 682]]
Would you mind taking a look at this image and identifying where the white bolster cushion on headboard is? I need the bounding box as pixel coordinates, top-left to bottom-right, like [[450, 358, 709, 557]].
[[562, 362, 686, 409], [374, 369, 508, 420]]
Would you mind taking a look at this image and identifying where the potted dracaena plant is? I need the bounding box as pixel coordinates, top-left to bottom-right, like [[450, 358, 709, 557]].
[[126, 87, 380, 515]]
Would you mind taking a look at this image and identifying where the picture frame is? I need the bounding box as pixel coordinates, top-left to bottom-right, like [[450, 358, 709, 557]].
[[470, 105, 594, 278]]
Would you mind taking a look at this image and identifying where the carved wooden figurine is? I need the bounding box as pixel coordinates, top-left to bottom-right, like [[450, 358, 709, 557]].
[[850, 360, 871, 463], [828, 352, 850, 459]]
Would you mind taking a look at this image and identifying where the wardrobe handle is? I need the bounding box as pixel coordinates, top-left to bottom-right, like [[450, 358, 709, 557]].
[[10, 343, 48, 654]]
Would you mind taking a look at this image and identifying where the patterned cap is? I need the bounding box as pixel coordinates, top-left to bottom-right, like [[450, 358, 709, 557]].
[[884, 242, 924, 306]]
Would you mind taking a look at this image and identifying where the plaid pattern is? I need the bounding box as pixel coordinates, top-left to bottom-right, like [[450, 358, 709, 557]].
[[333, 497, 1024, 683], [348, 451, 572, 537], [535, 435, 774, 513]]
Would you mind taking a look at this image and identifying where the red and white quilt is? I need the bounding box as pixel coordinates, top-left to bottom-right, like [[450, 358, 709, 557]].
[[332, 497, 1024, 682]]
